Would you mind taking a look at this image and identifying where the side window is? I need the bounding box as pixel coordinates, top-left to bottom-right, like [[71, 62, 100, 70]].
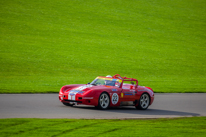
[[105, 80, 115, 86], [114, 81, 121, 87], [122, 81, 136, 89]]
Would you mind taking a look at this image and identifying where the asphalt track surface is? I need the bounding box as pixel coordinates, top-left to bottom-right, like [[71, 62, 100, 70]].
[[0, 93, 206, 119]]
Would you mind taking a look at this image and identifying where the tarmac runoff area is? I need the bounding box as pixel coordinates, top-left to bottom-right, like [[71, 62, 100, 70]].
[[0, 93, 206, 119]]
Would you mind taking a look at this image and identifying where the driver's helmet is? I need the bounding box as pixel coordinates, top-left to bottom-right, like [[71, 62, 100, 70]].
[[106, 75, 112, 78]]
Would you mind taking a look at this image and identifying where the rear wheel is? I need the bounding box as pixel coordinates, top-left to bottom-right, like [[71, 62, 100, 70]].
[[98, 92, 110, 109], [136, 93, 150, 110], [62, 102, 74, 106]]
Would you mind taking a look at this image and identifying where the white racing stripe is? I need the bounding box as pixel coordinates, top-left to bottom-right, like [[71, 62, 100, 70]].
[[68, 91, 79, 101], [74, 85, 93, 91], [68, 85, 93, 101]]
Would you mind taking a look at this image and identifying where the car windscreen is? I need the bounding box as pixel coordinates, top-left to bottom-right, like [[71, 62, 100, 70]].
[[90, 77, 122, 87]]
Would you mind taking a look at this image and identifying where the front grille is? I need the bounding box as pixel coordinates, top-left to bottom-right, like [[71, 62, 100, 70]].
[[63, 99, 82, 103]]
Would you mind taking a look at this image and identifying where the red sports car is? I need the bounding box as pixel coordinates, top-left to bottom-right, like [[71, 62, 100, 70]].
[[59, 74, 154, 110]]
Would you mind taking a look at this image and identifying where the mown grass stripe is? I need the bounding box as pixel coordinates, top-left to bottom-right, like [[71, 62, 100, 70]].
[[0, 117, 206, 137], [0, 0, 205, 93]]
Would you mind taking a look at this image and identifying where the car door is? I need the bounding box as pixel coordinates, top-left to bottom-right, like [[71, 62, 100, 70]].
[[122, 88, 136, 101]]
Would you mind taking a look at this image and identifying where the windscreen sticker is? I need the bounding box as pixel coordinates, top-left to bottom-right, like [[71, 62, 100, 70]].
[[112, 93, 119, 105], [97, 77, 122, 83]]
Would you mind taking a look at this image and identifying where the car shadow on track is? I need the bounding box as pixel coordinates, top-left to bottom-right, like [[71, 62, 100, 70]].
[[71, 105, 200, 117]]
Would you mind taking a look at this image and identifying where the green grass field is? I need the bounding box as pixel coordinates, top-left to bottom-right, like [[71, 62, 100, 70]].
[[0, 117, 205, 137], [0, 0, 205, 93]]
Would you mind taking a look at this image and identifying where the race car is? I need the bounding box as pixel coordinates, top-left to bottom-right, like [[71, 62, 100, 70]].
[[59, 74, 154, 110]]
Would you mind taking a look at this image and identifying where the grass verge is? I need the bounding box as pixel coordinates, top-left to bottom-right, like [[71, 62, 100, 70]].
[[0, 117, 206, 136]]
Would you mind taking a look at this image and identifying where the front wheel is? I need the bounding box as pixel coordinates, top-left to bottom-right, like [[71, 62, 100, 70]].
[[98, 92, 110, 109], [136, 93, 150, 110]]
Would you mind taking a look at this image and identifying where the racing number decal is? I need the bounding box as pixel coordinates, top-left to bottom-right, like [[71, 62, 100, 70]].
[[112, 93, 119, 105]]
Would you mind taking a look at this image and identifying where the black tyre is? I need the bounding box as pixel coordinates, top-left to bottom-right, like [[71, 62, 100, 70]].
[[136, 93, 150, 110], [98, 92, 110, 109], [62, 102, 74, 106]]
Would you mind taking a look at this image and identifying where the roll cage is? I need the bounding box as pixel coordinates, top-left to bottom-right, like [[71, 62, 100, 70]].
[[112, 74, 138, 89]]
